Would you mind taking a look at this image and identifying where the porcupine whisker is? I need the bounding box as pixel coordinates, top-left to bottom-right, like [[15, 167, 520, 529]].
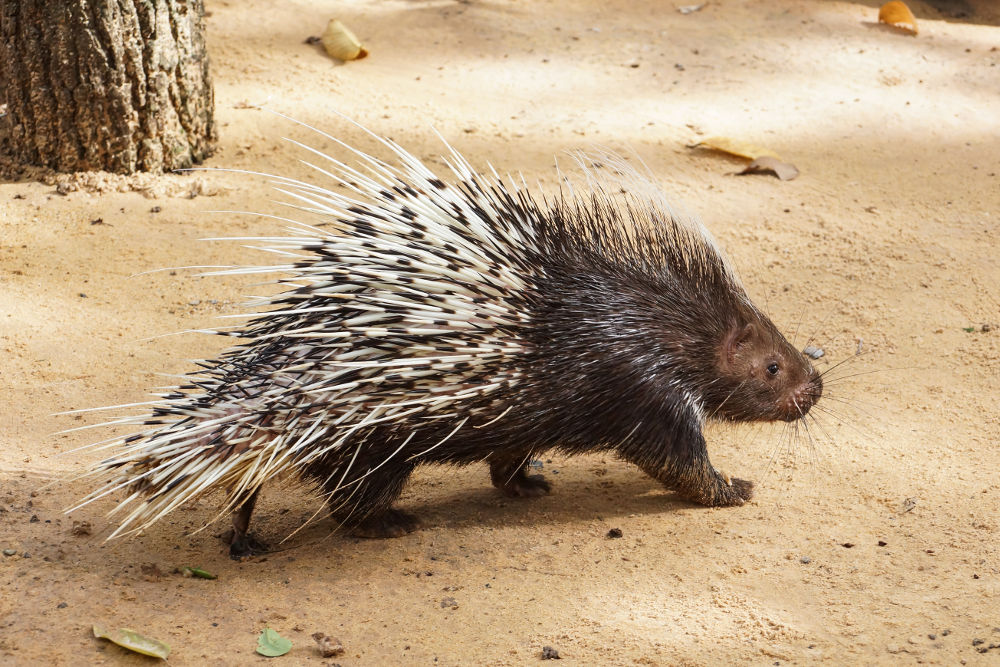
[[793, 399, 820, 464], [806, 412, 836, 452], [808, 399, 873, 428], [820, 365, 912, 386], [808, 404, 873, 441], [814, 352, 867, 381], [815, 395, 881, 423], [795, 419, 817, 466], [760, 427, 786, 479]]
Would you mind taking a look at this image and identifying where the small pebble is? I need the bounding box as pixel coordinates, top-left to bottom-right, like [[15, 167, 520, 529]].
[[57, 602, 68, 609], [311, 632, 344, 658], [803, 345, 824, 359], [799, 556, 812, 564], [440, 597, 458, 610], [2, 549, 16, 556], [71, 520, 92, 536], [607, 528, 623, 539], [973, 638, 984, 647], [928, 634, 936, 640], [541, 645, 561, 660]]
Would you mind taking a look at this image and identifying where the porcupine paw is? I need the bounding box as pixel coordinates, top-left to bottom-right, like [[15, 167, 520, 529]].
[[674, 470, 754, 507], [350, 508, 421, 539], [703, 474, 754, 507], [229, 533, 269, 561], [497, 472, 552, 498]]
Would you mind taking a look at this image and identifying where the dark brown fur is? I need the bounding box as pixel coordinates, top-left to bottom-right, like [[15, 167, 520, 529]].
[[226, 193, 823, 558]]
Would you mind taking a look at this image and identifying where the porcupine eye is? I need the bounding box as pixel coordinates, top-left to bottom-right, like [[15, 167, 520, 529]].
[[766, 362, 780, 376]]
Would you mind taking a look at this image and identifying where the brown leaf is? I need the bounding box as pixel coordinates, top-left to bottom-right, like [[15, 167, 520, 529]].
[[878, 1, 918, 35], [691, 136, 781, 161], [737, 156, 799, 181]]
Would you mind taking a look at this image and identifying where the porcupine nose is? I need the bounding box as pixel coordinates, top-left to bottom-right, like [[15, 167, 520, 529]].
[[783, 371, 822, 421]]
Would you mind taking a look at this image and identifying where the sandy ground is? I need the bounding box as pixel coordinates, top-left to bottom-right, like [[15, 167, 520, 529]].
[[2, 0, 1000, 664]]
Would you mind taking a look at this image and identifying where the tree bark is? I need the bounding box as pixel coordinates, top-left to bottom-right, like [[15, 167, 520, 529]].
[[0, 0, 216, 174]]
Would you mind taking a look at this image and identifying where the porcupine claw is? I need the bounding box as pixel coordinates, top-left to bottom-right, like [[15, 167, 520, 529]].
[[713, 469, 754, 506]]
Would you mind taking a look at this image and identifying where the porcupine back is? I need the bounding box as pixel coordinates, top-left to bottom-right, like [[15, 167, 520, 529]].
[[69, 127, 753, 539]]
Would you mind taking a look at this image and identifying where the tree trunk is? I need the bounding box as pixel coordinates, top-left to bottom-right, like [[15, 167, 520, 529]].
[[0, 0, 216, 174]]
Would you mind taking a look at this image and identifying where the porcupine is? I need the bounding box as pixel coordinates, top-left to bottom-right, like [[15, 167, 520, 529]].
[[70, 124, 823, 559]]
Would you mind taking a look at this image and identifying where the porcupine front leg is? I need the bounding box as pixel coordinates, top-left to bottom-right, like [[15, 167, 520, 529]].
[[489, 454, 551, 498], [229, 487, 268, 560], [620, 413, 753, 507]]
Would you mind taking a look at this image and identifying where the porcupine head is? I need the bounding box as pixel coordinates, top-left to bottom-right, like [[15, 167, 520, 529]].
[[67, 126, 823, 553]]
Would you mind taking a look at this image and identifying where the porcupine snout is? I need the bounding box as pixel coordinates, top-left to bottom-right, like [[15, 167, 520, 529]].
[[781, 366, 823, 422]]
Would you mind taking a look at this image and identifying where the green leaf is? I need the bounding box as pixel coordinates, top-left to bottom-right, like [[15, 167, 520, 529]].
[[182, 566, 217, 579], [256, 628, 292, 657], [92, 625, 170, 659]]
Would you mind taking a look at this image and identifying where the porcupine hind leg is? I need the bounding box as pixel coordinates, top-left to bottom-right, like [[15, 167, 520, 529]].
[[229, 487, 267, 560], [621, 413, 753, 507], [328, 462, 422, 539], [489, 454, 551, 498]]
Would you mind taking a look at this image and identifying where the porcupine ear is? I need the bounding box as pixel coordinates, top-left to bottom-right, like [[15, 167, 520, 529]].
[[724, 322, 759, 367]]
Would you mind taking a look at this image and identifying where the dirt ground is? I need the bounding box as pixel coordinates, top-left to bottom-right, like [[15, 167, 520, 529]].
[[3, 0, 1000, 664]]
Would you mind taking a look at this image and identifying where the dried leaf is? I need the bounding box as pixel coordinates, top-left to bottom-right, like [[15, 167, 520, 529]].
[[691, 137, 781, 160], [92, 625, 170, 660], [878, 1, 918, 35], [257, 628, 293, 657], [738, 156, 799, 181], [678, 4, 705, 14], [321, 19, 368, 61]]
